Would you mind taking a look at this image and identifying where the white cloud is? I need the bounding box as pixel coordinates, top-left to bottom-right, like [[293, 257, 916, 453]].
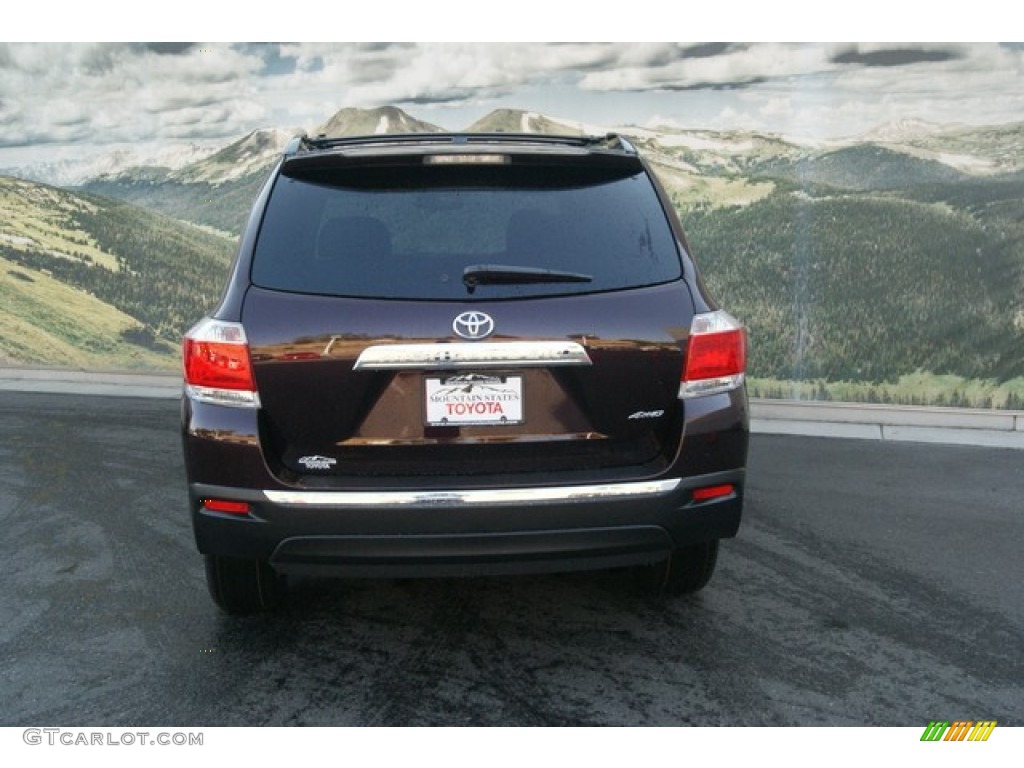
[[267, 43, 617, 108], [580, 44, 832, 91], [0, 43, 267, 147], [0, 42, 1022, 163]]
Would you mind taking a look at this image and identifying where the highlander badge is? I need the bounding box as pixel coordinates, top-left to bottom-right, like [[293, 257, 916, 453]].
[[298, 455, 337, 470]]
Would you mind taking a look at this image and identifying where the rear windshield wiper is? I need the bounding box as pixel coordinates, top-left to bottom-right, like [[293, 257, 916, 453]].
[[462, 264, 593, 294]]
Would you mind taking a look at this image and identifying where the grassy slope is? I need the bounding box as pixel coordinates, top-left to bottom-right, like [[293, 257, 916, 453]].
[[650, 160, 776, 209], [0, 177, 119, 269], [0, 176, 233, 370], [0, 256, 175, 369]]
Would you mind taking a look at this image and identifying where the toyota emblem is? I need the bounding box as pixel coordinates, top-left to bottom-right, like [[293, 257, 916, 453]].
[[452, 311, 495, 340]]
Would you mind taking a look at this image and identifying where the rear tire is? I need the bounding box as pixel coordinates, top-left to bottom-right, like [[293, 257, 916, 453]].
[[204, 555, 286, 614], [640, 540, 719, 596]]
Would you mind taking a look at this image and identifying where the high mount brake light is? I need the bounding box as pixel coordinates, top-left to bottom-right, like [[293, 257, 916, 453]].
[[680, 310, 747, 399], [424, 154, 509, 165], [183, 318, 260, 408]]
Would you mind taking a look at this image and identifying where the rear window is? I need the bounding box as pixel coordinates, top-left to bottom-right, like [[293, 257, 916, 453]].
[[251, 162, 682, 300]]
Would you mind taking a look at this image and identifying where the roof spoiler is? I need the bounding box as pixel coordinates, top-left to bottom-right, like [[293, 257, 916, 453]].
[[282, 132, 635, 157]]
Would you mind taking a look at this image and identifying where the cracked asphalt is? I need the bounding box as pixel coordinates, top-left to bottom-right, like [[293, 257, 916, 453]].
[[1, 392, 1021, 726]]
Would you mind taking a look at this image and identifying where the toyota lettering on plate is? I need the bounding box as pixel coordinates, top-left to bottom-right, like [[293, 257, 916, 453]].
[[425, 374, 523, 426]]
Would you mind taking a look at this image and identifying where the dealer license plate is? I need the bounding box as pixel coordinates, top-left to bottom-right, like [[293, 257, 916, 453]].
[[425, 374, 523, 426]]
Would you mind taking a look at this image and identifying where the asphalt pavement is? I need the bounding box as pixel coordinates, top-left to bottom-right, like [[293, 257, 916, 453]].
[[0, 391, 1021, 726]]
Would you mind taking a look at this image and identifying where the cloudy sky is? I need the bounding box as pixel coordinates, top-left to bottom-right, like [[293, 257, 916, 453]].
[[1, 41, 1022, 168]]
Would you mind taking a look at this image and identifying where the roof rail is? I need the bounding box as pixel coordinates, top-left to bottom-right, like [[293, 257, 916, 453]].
[[284, 132, 635, 156], [283, 132, 308, 155]]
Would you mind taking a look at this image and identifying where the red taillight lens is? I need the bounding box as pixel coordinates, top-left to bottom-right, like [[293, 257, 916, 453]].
[[184, 338, 255, 390], [680, 311, 747, 398], [183, 319, 259, 407], [692, 484, 735, 502], [684, 328, 746, 381], [203, 499, 251, 515]]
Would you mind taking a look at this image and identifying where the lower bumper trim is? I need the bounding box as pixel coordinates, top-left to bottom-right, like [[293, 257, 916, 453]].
[[270, 526, 673, 578], [262, 478, 681, 507]]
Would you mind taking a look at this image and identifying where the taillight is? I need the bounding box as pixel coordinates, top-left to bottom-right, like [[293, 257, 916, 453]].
[[692, 484, 736, 502], [202, 499, 251, 515], [680, 310, 746, 399], [183, 318, 260, 408]]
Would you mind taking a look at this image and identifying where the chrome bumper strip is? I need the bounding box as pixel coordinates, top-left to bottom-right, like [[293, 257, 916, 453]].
[[263, 478, 681, 507], [353, 341, 591, 370]]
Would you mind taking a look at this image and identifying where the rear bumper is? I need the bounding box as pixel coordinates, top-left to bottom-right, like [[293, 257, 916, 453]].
[[189, 469, 743, 578]]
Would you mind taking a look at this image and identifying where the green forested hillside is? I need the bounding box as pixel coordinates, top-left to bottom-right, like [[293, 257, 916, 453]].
[[69, 198, 237, 336], [685, 187, 1024, 385], [753, 144, 967, 190], [0, 176, 234, 368], [82, 172, 268, 236]]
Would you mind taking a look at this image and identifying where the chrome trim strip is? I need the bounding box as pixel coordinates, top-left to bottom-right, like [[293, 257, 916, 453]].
[[336, 431, 606, 447], [185, 384, 261, 409], [353, 341, 591, 370], [263, 478, 681, 507], [678, 373, 745, 399]]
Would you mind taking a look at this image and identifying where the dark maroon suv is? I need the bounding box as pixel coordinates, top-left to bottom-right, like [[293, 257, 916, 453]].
[[182, 132, 748, 613]]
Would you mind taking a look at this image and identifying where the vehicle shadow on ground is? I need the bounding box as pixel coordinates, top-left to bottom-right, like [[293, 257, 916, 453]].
[[200, 569, 712, 725]]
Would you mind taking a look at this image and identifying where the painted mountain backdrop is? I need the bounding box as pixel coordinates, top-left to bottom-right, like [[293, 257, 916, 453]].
[[2, 106, 1022, 407]]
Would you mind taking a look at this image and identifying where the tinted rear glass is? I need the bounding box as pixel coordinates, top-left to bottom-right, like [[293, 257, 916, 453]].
[[251, 162, 682, 300]]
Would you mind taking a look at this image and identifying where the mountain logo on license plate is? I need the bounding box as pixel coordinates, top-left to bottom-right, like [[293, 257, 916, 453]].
[[425, 374, 523, 426]]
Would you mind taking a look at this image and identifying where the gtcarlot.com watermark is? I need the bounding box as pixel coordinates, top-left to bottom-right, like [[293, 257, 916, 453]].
[[23, 728, 203, 747]]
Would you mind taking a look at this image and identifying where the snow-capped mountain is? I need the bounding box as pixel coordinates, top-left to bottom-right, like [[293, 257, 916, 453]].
[[169, 128, 293, 185], [464, 109, 591, 135], [3, 141, 220, 187], [317, 106, 443, 137]]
